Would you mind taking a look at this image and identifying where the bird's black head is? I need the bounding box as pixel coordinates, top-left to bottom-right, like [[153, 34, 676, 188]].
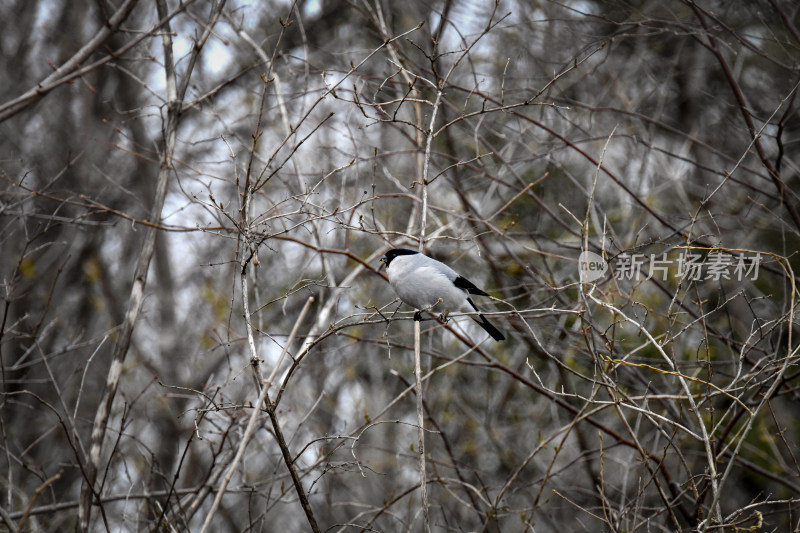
[[380, 248, 418, 268]]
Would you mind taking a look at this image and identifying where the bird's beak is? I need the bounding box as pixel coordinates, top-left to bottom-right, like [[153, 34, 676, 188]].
[[378, 257, 386, 271]]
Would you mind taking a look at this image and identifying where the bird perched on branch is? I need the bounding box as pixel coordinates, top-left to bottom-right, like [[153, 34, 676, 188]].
[[380, 248, 505, 341]]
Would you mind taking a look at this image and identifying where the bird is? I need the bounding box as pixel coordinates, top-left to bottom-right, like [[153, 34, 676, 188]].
[[379, 248, 505, 341]]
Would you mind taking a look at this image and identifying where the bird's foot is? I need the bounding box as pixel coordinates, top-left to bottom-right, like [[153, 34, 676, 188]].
[[438, 312, 450, 324], [413, 311, 423, 322]]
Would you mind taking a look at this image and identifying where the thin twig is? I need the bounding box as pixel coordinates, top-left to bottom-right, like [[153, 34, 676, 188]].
[[199, 296, 315, 533], [16, 470, 62, 532], [413, 319, 429, 532]]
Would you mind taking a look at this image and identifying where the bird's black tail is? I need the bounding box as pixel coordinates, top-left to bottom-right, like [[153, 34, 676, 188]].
[[466, 297, 505, 341], [475, 314, 505, 341]]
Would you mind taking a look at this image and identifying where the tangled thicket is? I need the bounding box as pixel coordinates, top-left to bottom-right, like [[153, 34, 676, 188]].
[[1, 0, 799, 531]]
